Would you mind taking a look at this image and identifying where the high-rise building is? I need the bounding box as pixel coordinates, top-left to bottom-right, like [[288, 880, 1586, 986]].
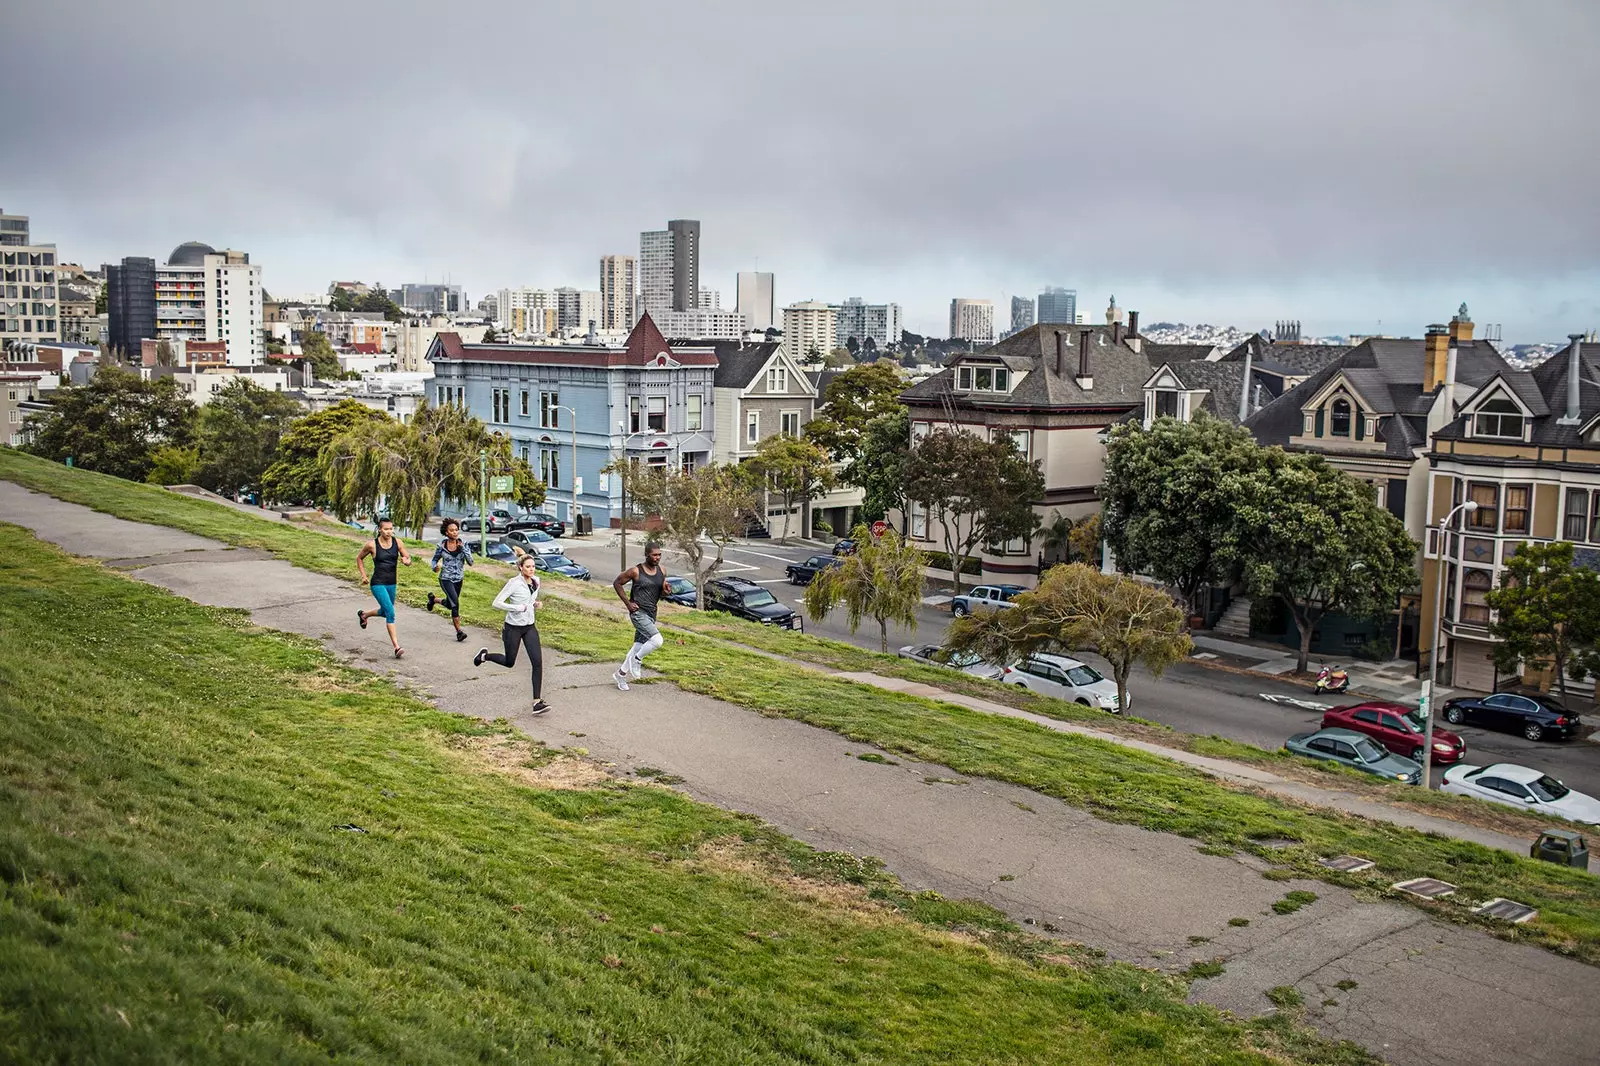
[[106, 256, 157, 359], [652, 307, 749, 341], [149, 242, 263, 365], [833, 297, 903, 349], [736, 271, 775, 331], [1010, 295, 1035, 334], [0, 210, 60, 350], [949, 299, 994, 344], [599, 255, 636, 330], [782, 301, 837, 363], [639, 219, 700, 314], [554, 288, 602, 333], [1037, 286, 1076, 325], [400, 283, 464, 314], [497, 288, 558, 335]]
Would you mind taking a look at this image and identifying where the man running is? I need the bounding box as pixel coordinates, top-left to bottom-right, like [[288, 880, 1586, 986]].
[[356, 516, 413, 658], [427, 517, 473, 642], [611, 541, 666, 691]]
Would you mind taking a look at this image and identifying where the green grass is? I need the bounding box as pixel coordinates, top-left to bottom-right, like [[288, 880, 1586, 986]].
[[1272, 891, 1320, 916], [4, 449, 1600, 969], [0, 526, 1377, 1065], [1266, 987, 1304, 1010]]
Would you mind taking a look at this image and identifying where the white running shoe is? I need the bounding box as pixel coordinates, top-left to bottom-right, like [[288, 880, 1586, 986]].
[[613, 668, 631, 692], [630, 659, 645, 680]]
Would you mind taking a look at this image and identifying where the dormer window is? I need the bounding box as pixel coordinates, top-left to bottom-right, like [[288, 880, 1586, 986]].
[[956, 365, 1010, 392], [1330, 399, 1352, 437], [1474, 397, 1524, 439], [1154, 390, 1178, 419]]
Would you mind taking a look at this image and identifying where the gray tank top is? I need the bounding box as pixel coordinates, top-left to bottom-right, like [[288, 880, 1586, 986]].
[[631, 564, 665, 617]]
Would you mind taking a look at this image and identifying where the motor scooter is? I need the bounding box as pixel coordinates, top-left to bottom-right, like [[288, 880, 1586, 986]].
[[1314, 664, 1350, 694]]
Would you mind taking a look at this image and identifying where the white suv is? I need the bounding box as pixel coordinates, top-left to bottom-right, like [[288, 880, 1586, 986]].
[[1003, 652, 1126, 712]]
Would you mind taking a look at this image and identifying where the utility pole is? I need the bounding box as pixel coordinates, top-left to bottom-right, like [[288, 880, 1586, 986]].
[[478, 448, 489, 557]]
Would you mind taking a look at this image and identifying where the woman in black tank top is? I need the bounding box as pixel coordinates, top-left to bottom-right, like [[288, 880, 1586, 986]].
[[357, 518, 412, 657]]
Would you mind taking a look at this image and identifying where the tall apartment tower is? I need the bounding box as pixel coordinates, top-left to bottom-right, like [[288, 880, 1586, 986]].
[[949, 299, 994, 344], [736, 271, 775, 331], [106, 256, 157, 359], [1037, 286, 1077, 324], [1010, 295, 1035, 334], [0, 210, 60, 349], [598, 255, 636, 330], [781, 301, 837, 363], [639, 218, 700, 315], [151, 242, 262, 365]]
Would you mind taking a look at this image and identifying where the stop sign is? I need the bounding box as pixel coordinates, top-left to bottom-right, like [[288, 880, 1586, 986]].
[[871, 520, 890, 537]]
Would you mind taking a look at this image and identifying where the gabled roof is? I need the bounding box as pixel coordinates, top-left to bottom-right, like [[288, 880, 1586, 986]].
[[900, 323, 1151, 410], [1142, 342, 1217, 363], [1219, 336, 1351, 375], [1435, 338, 1600, 447], [710, 340, 783, 388], [425, 315, 718, 369]]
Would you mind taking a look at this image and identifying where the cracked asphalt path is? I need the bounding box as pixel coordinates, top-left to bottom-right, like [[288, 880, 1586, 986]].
[[4, 481, 1598, 1066]]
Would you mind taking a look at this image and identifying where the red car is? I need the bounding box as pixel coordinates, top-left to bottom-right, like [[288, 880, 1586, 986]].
[[1321, 701, 1466, 765]]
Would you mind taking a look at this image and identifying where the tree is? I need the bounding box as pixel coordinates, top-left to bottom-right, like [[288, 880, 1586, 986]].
[[191, 379, 304, 497], [145, 445, 200, 486], [1222, 452, 1417, 673], [1485, 541, 1600, 699], [948, 563, 1192, 712], [94, 280, 107, 315], [862, 336, 878, 355], [845, 336, 860, 356], [154, 340, 176, 368], [1101, 414, 1265, 611], [823, 348, 854, 369], [1039, 511, 1073, 566], [260, 399, 392, 507], [23, 366, 196, 482], [750, 433, 835, 543], [321, 401, 524, 537], [509, 454, 547, 512], [803, 362, 906, 463], [355, 290, 404, 321], [481, 327, 499, 344], [852, 408, 910, 522], [804, 523, 925, 652], [903, 429, 1045, 595], [1068, 513, 1102, 566], [628, 463, 759, 607], [299, 331, 342, 381]]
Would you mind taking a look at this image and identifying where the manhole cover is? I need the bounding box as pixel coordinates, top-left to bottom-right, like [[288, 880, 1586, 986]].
[[1318, 855, 1375, 873], [1393, 877, 1457, 899], [1474, 898, 1538, 924]]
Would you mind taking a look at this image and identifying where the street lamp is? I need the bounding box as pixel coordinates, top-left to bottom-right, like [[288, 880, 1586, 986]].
[[614, 422, 654, 570], [551, 405, 580, 528], [1423, 498, 1478, 788]]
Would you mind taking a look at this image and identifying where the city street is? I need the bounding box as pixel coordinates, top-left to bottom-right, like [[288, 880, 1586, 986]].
[[540, 528, 1600, 800]]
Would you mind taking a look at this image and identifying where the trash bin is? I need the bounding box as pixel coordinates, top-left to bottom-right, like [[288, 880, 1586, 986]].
[[1531, 829, 1589, 870], [575, 513, 593, 536]]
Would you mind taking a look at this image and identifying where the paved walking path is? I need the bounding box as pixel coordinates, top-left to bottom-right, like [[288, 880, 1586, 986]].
[[4, 480, 1597, 1066]]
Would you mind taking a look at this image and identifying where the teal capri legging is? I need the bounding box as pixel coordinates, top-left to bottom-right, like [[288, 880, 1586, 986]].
[[370, 583, 397, 623]]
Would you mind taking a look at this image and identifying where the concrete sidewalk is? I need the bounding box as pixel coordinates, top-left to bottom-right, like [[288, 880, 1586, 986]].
[[4, 480, 1598, 1066]]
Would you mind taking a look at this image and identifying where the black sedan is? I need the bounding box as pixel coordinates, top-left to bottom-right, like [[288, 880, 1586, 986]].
[[509, 511, 565, 537], [664, 575, 698, 607], [1440, 691, 1583, 742], [786, 554, 843, 585], [466, 540, 518, 565], [533, 553, 590, 581], [833, 539, 858, 556]]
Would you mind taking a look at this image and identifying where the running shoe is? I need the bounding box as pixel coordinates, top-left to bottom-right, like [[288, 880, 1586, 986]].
[[613, 668, 630, 692], [427, 592, 437, 612], [358, 610, 368, 629], [455, 629, 468, 642], [394, 648, 404, 659], [630, 658, 645, 680], [473, 647, 489, 667], [530, 700, 551, 716]]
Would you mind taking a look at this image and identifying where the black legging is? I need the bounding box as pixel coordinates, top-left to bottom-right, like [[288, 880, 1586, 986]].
[[438, 577, 462, 619], [486, 623, 542, 699]]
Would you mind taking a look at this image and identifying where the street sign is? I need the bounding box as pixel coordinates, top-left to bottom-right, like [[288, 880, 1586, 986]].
[[1417, 680, 1432, 719], [489, 475, 514, 494], [597, 474, 610, 493], [871, 520, 890, 537], [574, 476, 584, 495]]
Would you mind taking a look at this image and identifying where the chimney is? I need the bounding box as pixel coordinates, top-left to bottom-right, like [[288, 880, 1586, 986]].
[[1443, 340, 1459, 426], [1126, 310, 1142, 353], [1238, 342, 1253, 422], [1448, 303, 1475, 343], [1111, 318, 1122, 346], [1076, 329, 1093, 390], [1054, 329, 1065, 375], [1560, 333, 1584, 425], [1423, 324, 1449, 392]]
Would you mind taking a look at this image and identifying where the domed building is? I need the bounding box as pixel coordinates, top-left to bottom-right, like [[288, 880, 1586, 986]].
[[150, 241, 262, 365], [166, 241, 217, 267]]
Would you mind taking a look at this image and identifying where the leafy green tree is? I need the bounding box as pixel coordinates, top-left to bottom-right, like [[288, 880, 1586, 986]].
[[1101, 414, 1265, 610], [751, 433, 835, 543], [299, 331, 343, 381], [191, 379, 305, 497], [804, 524, 926, 652], [94, 280, 107, 315], [330, 288, 356, 312], [24, 366, 196, 482], [154, 340, 176, 368], [948, 563, 1193, 713], [508, 454, 547, 512], [354, 289, 404, 321], [145, 445, 200, 486], [845, 336, 860, 356], [1068, 513, 1102, 565], [628, 463, 759, 607], [1485, 540, 1600, 699], [823, 348, 853, 368], [1039, 511, 1074, 566], [260, 400, 392, 507], [803, 361, 906, 463], [862, 336, 877, 355], [852, 408, 911, 522], [903, 428, 1044, 595], [321, 401, 523, 537], [1222, 452, 1417, 673]]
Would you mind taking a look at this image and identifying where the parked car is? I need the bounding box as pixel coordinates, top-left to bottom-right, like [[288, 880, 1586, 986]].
[[896, 643, 1005, 681], [1441, 763, 1600, 825], [466, 540, 518, 565], [509, 511, 565, 537], [533, 553, 590, 581], [703, 577, 802, 630], [1284, 727, 1422, 784], [950, 584, 1026, 617], [664, 575, 698, 607], [1440, 691, 1582, 742], [833, 538, 858, 556], [503, 529, 565, 557], [786, 554, 843, 585], [461, 508, 514, 534], [1003, 652, 1125, 712], [1320, 702, 1465, 764]]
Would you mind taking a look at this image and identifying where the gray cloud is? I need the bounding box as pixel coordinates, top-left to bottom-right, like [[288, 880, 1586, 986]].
[[5, 0, 1597, 339]]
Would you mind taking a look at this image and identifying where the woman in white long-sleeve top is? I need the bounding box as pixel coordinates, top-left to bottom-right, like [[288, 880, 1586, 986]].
[[474, 554, 549, 715]]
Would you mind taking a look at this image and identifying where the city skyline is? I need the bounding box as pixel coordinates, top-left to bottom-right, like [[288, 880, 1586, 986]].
[[4, 1, 1597, 344]]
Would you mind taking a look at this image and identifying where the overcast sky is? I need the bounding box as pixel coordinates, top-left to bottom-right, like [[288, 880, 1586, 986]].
[[5, 1, 1597, 342]]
